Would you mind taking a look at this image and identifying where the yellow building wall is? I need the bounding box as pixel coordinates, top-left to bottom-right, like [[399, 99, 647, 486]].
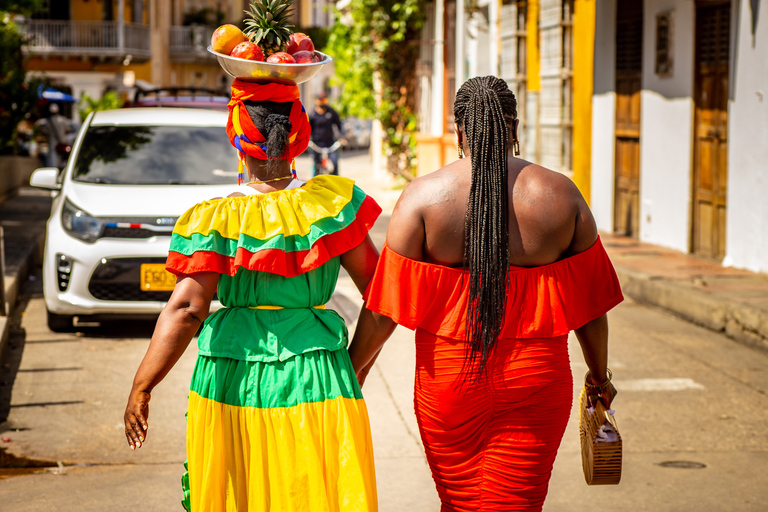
[[127, 62, 153, 83], [70, 0, 140, 23], [572, 0, 595, 203], [71, 0, 101, 21], [526, 0, 540, 92]]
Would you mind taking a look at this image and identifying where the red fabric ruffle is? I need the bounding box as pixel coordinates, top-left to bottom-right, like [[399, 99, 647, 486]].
[[364, 237, 623, 339]]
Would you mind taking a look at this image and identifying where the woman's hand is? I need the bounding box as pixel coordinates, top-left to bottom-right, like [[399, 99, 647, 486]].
[[121, 272, 219, 451], [124, 390, 150, 450], [586, 379, 618, 409]]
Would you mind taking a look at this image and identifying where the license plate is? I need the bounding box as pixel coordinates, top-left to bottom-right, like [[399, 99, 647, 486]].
[[140, 264, 176, 292]]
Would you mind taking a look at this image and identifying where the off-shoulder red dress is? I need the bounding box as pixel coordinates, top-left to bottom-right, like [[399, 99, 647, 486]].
[[364, 237, 623, 511]]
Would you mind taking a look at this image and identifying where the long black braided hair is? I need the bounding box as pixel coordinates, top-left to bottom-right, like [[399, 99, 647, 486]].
[[453, 76, 518, 375]]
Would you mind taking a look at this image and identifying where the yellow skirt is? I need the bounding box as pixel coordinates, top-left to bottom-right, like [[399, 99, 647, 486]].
[[182, 350, 378, 511]]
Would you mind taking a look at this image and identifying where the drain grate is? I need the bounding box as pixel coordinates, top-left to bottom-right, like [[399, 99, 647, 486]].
[[657, 460, 707, 469]]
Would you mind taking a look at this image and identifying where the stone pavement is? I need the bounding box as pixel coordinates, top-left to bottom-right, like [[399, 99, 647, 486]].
[[0, 187, 51, 355]]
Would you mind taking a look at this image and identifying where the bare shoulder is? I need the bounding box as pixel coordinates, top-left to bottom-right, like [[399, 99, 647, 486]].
[[513, 160, 597, 255], [516, 161, 583, 206], [394, 162, 465, 214]]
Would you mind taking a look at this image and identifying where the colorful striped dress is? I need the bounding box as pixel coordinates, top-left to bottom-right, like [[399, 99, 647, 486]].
[[166, 175, 382, 511]]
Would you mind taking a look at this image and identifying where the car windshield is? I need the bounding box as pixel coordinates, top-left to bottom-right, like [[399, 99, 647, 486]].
[[72, 125, 238, 185]]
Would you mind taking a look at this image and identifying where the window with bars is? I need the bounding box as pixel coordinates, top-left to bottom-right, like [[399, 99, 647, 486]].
[[561, 0, 573, 174], [655, 11, 674, 77], [500, 1, 527, 151]]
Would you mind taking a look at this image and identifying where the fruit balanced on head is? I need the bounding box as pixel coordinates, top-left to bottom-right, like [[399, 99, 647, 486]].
[[244, 0, 297, 58], [231, 41, 265, 61], [211, 24, 248, 55]]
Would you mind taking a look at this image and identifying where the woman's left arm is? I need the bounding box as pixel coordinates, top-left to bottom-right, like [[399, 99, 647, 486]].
[[341, 234, 396, 386], [124, 272, 219, 450]]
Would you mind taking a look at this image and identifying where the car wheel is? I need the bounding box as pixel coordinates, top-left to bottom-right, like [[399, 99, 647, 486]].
[[47, 310, 75, 333]]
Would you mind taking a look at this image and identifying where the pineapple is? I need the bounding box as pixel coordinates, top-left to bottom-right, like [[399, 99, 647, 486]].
[[244, 0, 297, 57]]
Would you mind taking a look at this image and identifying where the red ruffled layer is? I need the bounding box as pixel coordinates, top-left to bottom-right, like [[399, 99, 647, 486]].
[[167, 195, 381, 278], [364, 237, 623, 339]]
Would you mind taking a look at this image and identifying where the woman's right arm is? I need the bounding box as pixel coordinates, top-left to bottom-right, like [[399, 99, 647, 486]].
[[569, 184, 616, 407], [345, 183, 428, 386], [124, 271, 218, 450]]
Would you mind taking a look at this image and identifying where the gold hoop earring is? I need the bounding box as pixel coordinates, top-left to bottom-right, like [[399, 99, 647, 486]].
[[457, 143, 464, 159], [512, 138, 520, 157]]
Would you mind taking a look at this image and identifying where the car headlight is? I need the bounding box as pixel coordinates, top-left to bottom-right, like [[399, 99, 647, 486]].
[[61, 198, 104, 243]]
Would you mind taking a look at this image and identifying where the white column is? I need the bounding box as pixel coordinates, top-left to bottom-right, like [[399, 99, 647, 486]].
[[431, 0, 445, 137], [117, 0, 125, 52], [455, 0, 465, 88], [489, 0, 499, 76]]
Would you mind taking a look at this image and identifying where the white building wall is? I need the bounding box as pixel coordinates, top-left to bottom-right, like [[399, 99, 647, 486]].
[[725, 0, 768, 272], [590, 0, 617, 232], [638, 0, 695, 252]]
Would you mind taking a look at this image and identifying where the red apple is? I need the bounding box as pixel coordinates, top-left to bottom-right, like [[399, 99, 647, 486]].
[[286, 33, 314, 55], [297, 37, 314, 53], [211, 24, 247, 55], [311, 52, 323, 63], [292, 50, 314, 64], [266, 52, 295, 64], [230, 41, 264, 61]]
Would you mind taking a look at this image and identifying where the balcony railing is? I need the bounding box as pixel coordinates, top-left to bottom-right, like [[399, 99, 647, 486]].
[[169, 25, 215, 62], [20, 20, 151, 60]]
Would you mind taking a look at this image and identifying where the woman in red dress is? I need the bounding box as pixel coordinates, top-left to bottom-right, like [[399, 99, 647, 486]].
[[352, 76, 623, 511]]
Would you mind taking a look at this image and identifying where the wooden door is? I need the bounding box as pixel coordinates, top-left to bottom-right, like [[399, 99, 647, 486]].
[[692, 2, 730, 259], [614, 0, 643, 237]]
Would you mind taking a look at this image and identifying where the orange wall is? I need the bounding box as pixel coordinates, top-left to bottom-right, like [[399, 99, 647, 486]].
[[70, 0, 141, 23], [71, 0, 101, 21]]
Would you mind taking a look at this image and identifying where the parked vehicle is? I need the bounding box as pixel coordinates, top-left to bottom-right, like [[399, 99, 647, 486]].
[[125, 87, 230, 111], [341, 117, 372, 150], [307, 140, 343, 175], [30, 108, 237, 332]]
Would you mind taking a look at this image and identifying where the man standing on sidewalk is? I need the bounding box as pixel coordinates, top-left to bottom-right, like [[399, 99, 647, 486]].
[[308, 92, 345, 176]]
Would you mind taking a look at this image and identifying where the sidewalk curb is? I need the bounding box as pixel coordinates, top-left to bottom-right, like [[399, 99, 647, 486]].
[[0, 233, 44, 356], [615, 266, 768, 353]]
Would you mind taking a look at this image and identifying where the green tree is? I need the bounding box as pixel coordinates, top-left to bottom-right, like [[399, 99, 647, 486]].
[[78, 91, 123, 122], [327, 1, 426, 180], [0, 0, 44, 154]]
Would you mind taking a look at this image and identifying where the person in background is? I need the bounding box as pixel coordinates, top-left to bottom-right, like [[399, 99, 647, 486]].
[[35, 103, 74, 169], [308, 92, 345, 176]]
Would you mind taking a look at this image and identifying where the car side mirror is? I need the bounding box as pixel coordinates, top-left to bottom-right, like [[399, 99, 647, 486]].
[[30, 168, 61, 190]]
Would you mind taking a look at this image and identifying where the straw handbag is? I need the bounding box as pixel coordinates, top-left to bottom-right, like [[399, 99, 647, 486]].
[[579, 387, 622, 485]]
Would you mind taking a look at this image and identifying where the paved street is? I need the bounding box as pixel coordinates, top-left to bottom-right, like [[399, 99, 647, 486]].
[[0, 153, 766, 510]]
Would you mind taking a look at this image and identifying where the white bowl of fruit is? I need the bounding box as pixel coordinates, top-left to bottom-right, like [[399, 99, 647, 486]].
[[208, 0, 331, 84]]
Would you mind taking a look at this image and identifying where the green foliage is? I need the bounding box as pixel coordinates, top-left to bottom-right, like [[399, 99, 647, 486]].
[[0, 16, 31, 154], [0, 2, 46, 154], [326, 1, 426, 180], [297, 25, 330, 51], [0, 0, 43, 15], [78, 92, 123, 122]]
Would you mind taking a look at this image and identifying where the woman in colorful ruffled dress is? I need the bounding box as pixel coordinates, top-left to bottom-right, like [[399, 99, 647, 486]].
[[123, 80, 392, 511], [352, 76, 624, 511]]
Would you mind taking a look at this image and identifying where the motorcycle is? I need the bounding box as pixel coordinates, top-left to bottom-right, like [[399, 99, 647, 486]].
[[307, 140, 343, 175]]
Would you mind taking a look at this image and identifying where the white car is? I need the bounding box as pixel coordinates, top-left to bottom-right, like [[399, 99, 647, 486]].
[[31, 108, 238, 332]]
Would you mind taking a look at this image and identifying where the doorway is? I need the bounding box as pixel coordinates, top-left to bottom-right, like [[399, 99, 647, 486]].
[[613, 0, 643, 238], [692, 1, 730, 259]]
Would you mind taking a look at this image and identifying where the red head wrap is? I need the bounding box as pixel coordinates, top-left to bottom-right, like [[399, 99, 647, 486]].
[[226, 80, 310, 182]]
